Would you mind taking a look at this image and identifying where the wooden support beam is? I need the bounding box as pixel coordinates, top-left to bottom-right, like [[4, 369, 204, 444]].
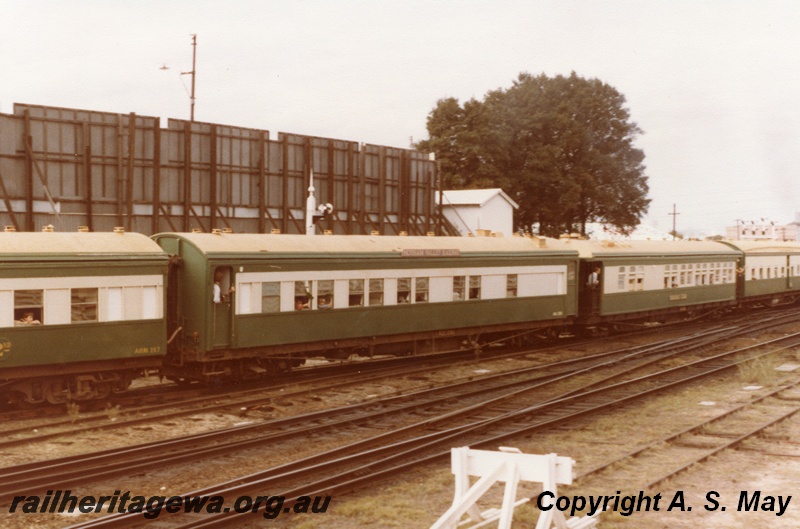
[[281, 135, 289, 234], [346, 142, 356, 235], [378, 146, 386, 234], [0, 170, 20, 230], [152, 120, 161, 235], [210, 124, 218, 231], [82, 122, 93, 231], [258, 132, 267, 234], [183, 121, 192, 231], [158, 204, 178, 231], [126, 112, 136, 231], [23, 109, 34, 231]]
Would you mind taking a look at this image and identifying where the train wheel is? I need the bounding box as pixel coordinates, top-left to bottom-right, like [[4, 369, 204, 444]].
[[93, 381, 112, 400], [1, 390, 33, 409], [44, 379, 68, 404]]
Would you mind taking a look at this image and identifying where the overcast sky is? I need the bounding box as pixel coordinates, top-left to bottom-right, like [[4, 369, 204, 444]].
[[3, 0, 799, 236]]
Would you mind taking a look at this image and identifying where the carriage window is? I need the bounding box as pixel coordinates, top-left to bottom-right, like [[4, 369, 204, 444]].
[[415, 277, 429, 303], [71, 288, 98, 322], [318, 280, 334, 309], [349, 279, 364, 307], [294, 281, 312, 310], [506, 274, 518, 298], [453, 276, 466, 301], [14, 290, 43, 325], [663, 265, 673, 289], [469, 276, 481, 300], [261, 282, 280, 313], [618, 267, 626, 290], [627, 266, 637, 292], [369, 279, 383, 306], [397, 278, 411, 303]]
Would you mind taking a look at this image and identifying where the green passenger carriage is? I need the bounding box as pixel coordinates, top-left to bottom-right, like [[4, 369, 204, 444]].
[[153, 232, 580, 382], [567, 240, 741, 325], [0, 231, 169, 405], [718, 240, 800, 304]]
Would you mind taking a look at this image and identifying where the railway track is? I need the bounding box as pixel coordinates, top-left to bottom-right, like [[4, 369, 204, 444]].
[[4, 312, 795, 528], [588, 378, 800, 490], [0, 314, 742, 449], [0, 304, 765, 426], [0, 328, 735, 500]]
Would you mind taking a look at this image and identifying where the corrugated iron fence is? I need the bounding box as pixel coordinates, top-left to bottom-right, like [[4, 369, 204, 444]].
[[0, 103, 448, 235]]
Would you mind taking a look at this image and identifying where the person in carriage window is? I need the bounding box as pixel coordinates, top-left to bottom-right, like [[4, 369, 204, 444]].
[[587, 267, 601, 289], [213, 270, 235, 303], [16, 311, 41, 325]]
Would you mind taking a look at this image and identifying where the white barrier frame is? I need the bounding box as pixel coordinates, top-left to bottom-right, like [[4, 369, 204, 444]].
[[430, 447, 596, 529]]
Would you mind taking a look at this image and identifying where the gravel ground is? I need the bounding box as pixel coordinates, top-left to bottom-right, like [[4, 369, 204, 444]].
[[3, 327, 800, 529]]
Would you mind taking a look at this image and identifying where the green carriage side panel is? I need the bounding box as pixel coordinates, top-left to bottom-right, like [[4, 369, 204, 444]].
[[152, 233, 579, 354], [565, 239, 740, 317], [2, 321, 166, 368], [601, 284, 735, 316], [0, 232, 169, 370], [718, 240, 800, 298]]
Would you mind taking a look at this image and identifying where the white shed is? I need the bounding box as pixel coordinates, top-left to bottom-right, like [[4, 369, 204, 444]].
[[439, 188, 519, 237]]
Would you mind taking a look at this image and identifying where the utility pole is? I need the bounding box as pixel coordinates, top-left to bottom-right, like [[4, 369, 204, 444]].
[[669, 203, 680, 240], [181, 34, 197, 121]]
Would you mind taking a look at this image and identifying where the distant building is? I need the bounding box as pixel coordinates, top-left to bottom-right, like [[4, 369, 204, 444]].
[[583, 223, 673, 241], [726, 215, 799, 241], [438, 189, 519, 237]]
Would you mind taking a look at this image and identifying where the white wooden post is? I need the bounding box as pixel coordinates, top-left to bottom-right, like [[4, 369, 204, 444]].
[[430, 447, 594, 529]]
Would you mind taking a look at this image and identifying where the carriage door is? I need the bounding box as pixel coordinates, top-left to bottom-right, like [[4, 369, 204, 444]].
[[212, 266, 233, 348], [580, 261, 603, 317]]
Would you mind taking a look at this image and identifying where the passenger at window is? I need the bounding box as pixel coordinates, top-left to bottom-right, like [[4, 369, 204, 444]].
[[213, 272, 222, 303], [213, 270, 234, 303], [16, 311, 40, 326], [587, 267, 601, 289], [318, 295, 332, 309], [295, 296, 309, 310]]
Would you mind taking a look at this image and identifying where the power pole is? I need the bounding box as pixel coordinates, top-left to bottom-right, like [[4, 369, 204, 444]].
[[181, 34, 197, 121], [669, 203, 680, 240]]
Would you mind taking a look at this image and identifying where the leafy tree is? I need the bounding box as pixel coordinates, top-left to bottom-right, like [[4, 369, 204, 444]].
[[417, 72, 650, 236]]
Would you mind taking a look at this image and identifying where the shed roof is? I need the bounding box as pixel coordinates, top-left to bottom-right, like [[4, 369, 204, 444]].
[[439, 189, 520, 209], [0, 231, 166, 256], [561, 239, 740, 259], [155, 232, 577, 257]]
